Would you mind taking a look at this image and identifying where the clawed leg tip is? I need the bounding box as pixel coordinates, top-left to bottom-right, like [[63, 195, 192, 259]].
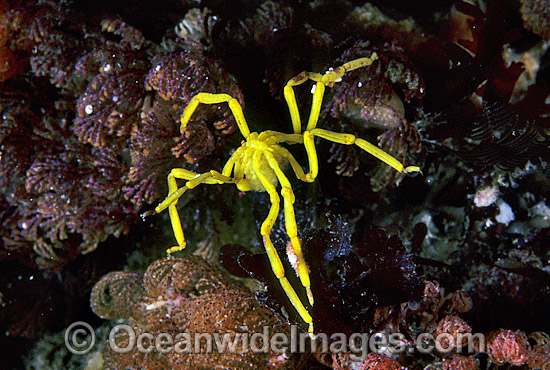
[[166, 244, 186, 255], [308, 324, 315, 339], [404, 166, 422, 175], [141, 210, 156, 220]]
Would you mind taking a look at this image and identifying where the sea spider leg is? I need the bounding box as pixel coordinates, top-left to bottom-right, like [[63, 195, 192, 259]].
[[309, 54, 379, 131], [263, 150, 314, 305], [283, 71, 322, 134], [154, 91, 249, 254], [283, 54, 379, 133], [270, 145, 309, 182], [300, 127, 420, 184], [155, 168, 238, 254], [252, 150, 313, 334], [310, 128, 421, 173], [180, 92, 250, 139]]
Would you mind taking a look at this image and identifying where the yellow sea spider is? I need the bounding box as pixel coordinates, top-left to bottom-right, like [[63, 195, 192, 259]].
[[152, 53, 420, 334]]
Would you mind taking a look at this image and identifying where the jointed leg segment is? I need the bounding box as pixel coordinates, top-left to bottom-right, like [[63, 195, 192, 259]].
[[310, 128, 421, 173], [181, 92, 250, 138], [283, 53, 379, 133], [299, 128, 420, 184], [253, 151, 313, 333], [155, 167, 237, 254], [264, 151, 313, 304]]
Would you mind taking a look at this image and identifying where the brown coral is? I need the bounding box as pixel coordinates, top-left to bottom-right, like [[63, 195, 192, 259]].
[[323, 40, 422, 190], [90, 271, 144, 320], [0, 0, 33, 81], [1, 1, 248, 268], [91, 256, 296, 370], [527, 331, 550, 369], [0, 77, 139, 268], [520, 0, 550, 38], [74, 68, 145, 148], [0, 4, 153, 268]]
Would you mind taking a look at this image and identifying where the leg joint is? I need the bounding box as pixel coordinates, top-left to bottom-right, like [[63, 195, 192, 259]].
[[270, 192, 280, 204], [281, 187, 295, 203]]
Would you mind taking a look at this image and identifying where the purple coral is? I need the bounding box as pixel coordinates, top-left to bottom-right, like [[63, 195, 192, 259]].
[[0, 5, 148, 268], [1, 1, 247, 269], [124, 49, 243, 205], [12, 121, 138, 266], [74, 69, 145, 148], [145, 50, 243, 134]]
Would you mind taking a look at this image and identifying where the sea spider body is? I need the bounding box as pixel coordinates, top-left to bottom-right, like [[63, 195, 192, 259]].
[[152, 53, 420, 334], [232, 132, 289, 192]]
